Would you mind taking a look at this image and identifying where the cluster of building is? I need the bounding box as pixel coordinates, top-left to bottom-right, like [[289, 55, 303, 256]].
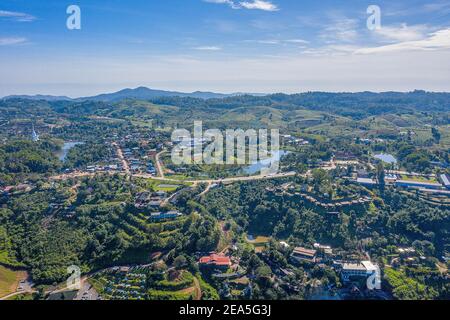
[[297, 192, 372, 210], [281, 134, 310, 146], [289, 244, 380, 290], [0, 183, 32, 196], [100, 266, 149, 300], [122, 147, 149, 174], [135, 190, 168, 209], [117, 130, 164, 175], [356, 171, 450, 195], [86, 163, 122, 173], [134, 190, 184, 221], [270, 185, 373, 211]]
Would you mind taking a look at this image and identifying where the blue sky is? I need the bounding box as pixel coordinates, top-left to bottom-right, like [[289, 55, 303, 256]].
[[1, 0, 450, 97]]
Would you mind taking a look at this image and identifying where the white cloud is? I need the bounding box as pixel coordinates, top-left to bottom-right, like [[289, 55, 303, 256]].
[[320, 18, 359, 43], [239, 0, 279, 11], [203, 0, 279, 11], [423, 1, 450, 14], [285, 39, 309, 44], [0, 10, 36, 22], [250, 39, 280, 44], [0, 37, 27, 46], [373, 24, 429, 42], [245, 38, 309, 45], [193, 46, 222, 51], [355, 28, 450, 54], [203, 0, 240, 10]]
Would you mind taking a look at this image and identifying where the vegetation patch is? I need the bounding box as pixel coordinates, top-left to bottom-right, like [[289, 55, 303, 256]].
[[0, 266, 27, 298]]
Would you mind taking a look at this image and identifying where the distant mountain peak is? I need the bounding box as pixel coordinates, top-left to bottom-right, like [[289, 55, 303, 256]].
[[1, 87, 263, 102]]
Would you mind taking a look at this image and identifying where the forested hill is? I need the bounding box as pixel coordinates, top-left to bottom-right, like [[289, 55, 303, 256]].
[[149, 91, 450, 118], [1, 90, 450, 120]]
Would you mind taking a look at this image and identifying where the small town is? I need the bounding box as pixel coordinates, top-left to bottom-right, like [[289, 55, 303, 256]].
[[0, 0, 449, 310]]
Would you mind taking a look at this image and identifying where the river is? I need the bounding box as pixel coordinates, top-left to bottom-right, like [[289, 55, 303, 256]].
[[244, 150, 290, 175]]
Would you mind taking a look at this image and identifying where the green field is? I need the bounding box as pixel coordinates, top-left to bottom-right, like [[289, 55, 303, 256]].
[[136, 177, 191, 191], [0, 266, 26, 298], [245, 235, 271, 252], [398, 175, 438, 183]]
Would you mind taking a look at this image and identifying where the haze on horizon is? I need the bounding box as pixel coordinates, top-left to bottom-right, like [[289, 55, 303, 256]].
[[1, 0, 450, 97]]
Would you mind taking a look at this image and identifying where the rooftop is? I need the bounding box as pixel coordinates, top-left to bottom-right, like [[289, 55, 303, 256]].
[[440, 174, 450, 187], [343, 261, 377, 272], [396, 180, 442, 187], [357, 178, 377, 185], [292, 247, 317, 258], [199, 254, 231, 266]]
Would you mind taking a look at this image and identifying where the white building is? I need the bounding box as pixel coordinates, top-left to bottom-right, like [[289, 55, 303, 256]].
[[31, 124, 39, 142], [340, 261, 378, 282]]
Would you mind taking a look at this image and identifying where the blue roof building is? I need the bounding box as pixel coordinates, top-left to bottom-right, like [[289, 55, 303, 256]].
[[395, 180, 442, 190], [440, 174, 450, 190], [150, 211, 182, 221]]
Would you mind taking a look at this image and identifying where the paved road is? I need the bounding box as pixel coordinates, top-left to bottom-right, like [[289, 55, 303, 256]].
[[135, 171, 296, 185], [155, 150, 166, 178], [113, 142, 130, 174], [0, 275, 35, 300], [50, 170, 297, 188], [0, 290, 36, 300], [74, 279, 99, 301], [198, 182, 213, 197]]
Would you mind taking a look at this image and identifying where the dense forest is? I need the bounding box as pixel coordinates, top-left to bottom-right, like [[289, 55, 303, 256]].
[[0, 140, 62, 186], [0, 175, 222, 284], [201, 179, 449, 299]]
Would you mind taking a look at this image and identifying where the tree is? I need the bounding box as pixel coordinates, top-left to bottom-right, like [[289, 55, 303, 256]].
[[376, 162, 385, 192], [174, 255, 187, 270], [431, 127, 441, 143]]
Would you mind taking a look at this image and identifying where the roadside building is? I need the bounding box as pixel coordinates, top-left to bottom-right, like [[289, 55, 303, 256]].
[[334, 151, 357, 161], [290, 247, 317, 263], [199, 254, 231, 271], [150, 211, 182, 221], [440, 174, 450, 190], [135, 192, 151, 208], [419, 188, 450, 197], [339, 261, 378, 283], [313, 243, 333, 256], [149, 200, 162, 207], [384, 174, 398, 184], [395, 180, 442, 190], [155, 191, 167, 198], [356, 178, 377, 187]]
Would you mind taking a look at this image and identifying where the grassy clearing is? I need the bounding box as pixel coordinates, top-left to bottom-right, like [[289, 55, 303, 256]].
[[399, 175, 438, 183], [6, 293, 34, 300], [245, 235, 270, 252], [136, 177, 191, 191], [246, 235, 271, 245], [0, 266, 27, 298]]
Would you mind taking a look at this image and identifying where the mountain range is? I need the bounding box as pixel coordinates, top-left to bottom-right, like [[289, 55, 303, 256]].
[[1, 87, 260, 102]]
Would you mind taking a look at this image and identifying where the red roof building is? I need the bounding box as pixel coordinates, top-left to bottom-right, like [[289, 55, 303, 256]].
[[199, 254, 231, 269]]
